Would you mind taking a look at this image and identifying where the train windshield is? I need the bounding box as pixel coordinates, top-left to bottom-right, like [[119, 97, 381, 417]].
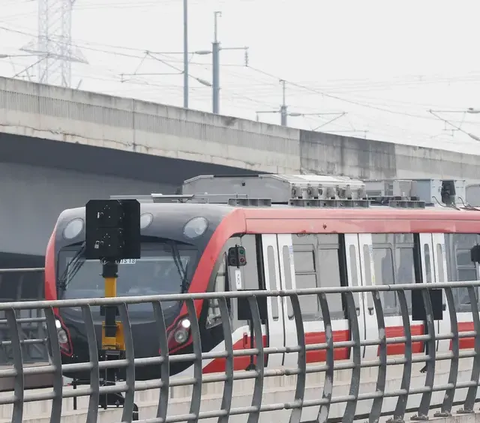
[[57, 241, 199, 312]]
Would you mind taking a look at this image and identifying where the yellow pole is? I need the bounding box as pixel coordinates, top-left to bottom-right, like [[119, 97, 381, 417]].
[[102, 276, 118, 350]]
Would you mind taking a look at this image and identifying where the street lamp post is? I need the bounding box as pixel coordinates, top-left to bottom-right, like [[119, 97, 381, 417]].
[[212, 11, 222, 114], [183, 0, 189, 109]]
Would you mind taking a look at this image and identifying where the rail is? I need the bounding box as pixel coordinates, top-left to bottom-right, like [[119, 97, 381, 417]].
[[2, 281, 480, 422]]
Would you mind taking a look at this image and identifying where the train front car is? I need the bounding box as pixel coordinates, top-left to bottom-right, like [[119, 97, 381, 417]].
[[45, 201, 233, 382]]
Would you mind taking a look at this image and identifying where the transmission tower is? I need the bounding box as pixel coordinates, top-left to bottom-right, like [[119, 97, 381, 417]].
[[21, 0, 87, 87]]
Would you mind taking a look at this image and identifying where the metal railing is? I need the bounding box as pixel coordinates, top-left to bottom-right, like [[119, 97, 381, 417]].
[[0, 268, 47, 366], [2, 281, 480, 422]]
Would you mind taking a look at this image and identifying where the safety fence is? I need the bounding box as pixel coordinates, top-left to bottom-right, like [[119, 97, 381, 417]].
[[0, 268, 47, 363], [2, 281, 480, 422]]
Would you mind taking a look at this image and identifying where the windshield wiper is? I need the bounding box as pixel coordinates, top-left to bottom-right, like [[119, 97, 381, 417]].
[[57, 243, 86, 290], [170, 242, 189, 293]]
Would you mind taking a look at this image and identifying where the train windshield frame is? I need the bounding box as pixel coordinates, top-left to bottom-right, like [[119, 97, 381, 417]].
[[56, 240, 199, 312]]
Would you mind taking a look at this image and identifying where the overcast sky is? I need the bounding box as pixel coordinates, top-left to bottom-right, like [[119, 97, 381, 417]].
[[0, 0, 479, 155]]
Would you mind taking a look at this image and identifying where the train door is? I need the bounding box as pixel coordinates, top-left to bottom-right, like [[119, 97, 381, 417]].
[[369, 233, 423, 357], [290, 234, 351, 366], [276, 234, 298, 368], [429, 233, 450, 352], [444, 234, 480, 353], [344, 234, 369, 358], [419, 233, 443, 350], [261, 234, 286, 368], [261, 234, 298, 368]]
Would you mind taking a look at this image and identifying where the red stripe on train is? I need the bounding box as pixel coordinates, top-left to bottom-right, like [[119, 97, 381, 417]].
[[304, 330, 350, 362], [450, 322, 475, 350], [383, 325, 425, 355], [203, 335, 268, 373], [203, 331, 350, 373], [203, 323, 477, 373]]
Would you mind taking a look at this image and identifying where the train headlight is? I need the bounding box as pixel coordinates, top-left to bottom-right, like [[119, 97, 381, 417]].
[[174, 319, 191, 343], [55, 319, 69, 344], [140, 213, 153, 229], [63, 218, 84, 240], [165, 316, 192, 352], [180, 318, 191, 329], [57, 328, 68, 345], [183, 216, 208, 239], [174, 328, 189, 344]]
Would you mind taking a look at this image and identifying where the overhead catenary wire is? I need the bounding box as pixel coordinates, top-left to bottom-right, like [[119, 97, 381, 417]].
[[0, 24, 477, 110], [0, 5, 479, 148]]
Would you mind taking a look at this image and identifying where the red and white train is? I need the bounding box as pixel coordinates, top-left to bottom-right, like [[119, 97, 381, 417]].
[[45, 174, 480, 416]]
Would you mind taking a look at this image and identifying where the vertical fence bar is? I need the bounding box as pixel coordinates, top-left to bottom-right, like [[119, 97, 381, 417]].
[[392, 290, 412, 422], [247, 295, 264, 423], [459, 286, 480, 413], [153, 301, 170, 421], [289, 294, 306, 423], [218, 297, 234, 423], [344, 291, 361, 423], [414, 287, 436, 419], [5, 308, 24, 423], [82, 304, 100, 423], [44, 308, 63, 423], [370, 290, 387, 423], [186, 299, 203, 422], [436, 287, 458, 417], [317, 292, 334, 423], [119, 303, 135, 422]]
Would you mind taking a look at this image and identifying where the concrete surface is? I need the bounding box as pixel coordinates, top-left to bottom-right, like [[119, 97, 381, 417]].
[[0, 76, 480, 183], [0, 363, 53, 392], [0, 357, 479, 422], [0, 133, 259, 258]]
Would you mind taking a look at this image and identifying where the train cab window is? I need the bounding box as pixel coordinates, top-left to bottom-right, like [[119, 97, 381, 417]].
[[445, 234, 480, 310], [292, 234, 344, 321], [372, 234, 416, 315]]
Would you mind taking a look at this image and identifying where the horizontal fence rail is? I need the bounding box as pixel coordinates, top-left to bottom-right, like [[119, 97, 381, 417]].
[[2, 281, 480, 422]]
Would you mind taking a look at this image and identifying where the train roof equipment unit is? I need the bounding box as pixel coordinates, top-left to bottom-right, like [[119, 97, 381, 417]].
[[111, 174, 469, 210]]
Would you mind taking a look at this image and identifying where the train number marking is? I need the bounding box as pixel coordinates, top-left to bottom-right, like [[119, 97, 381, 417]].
[[119, 259, 137, 265], [235, 269, 242, 290]]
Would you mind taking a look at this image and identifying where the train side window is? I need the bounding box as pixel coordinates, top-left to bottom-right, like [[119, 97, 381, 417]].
[[292, 234, 344, 321], [424, 244, 432, 283], [349, 245, 359, 287], [282, 245, 294, 319], [372, 246, 395, 312], [372, 233, 416, 315], [436, 244, 446, 282], [267, 246, 279, 320], [445, 233, 480, 310], [293, 247, 319, 320]]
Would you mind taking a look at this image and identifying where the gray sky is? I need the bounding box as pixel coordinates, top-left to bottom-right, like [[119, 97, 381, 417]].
[[0, 0, 479, 155]]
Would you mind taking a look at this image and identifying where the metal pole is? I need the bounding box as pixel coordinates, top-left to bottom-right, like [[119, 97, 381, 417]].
[[183, 0, 188, 109], [280, 79, 287, 126], [212, 11, 222, 114]]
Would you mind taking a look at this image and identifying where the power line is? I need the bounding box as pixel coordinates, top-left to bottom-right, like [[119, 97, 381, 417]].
[[245, 66, 448, 123], [0, 21, 479, 146], [14, 1, 87, 87], [255, 79, 346, 128]]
